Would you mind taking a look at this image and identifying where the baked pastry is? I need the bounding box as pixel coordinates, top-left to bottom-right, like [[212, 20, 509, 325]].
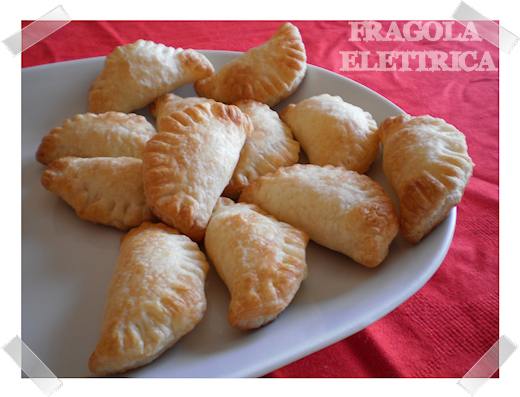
[[378, 114, 474, 244], [205, 198, 309, 330], [223, 99, 300, 198], [36, 112, 156, 165], [150, 93, 215, 124], [89, 222, 210, 375], [142, 102, 253, 241], [239, 164, 399, 267], [194, 22, 307, 107], [41, 156, 157, 230], [149, 93, 215, 132], [89, 40, 214, 113], [280, 94, 379, 173]]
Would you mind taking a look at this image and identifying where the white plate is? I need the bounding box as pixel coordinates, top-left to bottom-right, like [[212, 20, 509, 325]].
[[21, 50, 455, 378]]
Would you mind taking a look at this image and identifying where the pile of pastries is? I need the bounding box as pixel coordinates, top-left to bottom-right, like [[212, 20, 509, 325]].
[[35, 22, 474, 375]]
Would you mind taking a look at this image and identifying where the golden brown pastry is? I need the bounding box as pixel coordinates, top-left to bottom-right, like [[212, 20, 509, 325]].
[[239, 164, 399, 267], [41, 156, 157, 230], [378, 114, 474, 244], [89, 40, 214, 113], [142, 102, 253, 242], [280, 94, 379, 173], [150, 93, 215, 128], [194, 22, 307, 107], [205, 198, 309, 330], [150, 93, 214, 117], [223, 99, 300, 198], [36, 112, 156, 165], [89, 222, 210, 375]]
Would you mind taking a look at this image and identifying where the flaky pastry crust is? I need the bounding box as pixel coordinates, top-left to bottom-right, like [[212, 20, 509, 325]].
[[142, 101, 253, 242], [36, 112, 156, 165], [280, 94, 379, 173], [223, 99, 300, 198], [150, 93, 215, 129], [378, 114, 474, 244], [41, 156, 157, 230], [239, 164, 399, 267], [89, 40, 214, 113], [205, 198, 309, 330], [89, 222, 209, 375], [194, 22, 307, 107]]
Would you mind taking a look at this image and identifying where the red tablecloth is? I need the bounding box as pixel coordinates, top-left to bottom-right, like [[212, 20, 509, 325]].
[[22, 20, 499, 378]]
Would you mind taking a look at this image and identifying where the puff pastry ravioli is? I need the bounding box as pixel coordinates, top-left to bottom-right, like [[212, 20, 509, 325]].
[[280, 94, 379, 173], [142, 102, 253, 241], [224, 99, 300, 198], [378, 114, 474, 244], [89, 39, 214, 113], [194, 22, 307, 107], [205, 198, 309, 330], [149, 93, 215, 132], [41, 156, 157, 230], [239, 164, 399, 267], [89, 222, 210, 375], [36, 112, 156, 165]]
